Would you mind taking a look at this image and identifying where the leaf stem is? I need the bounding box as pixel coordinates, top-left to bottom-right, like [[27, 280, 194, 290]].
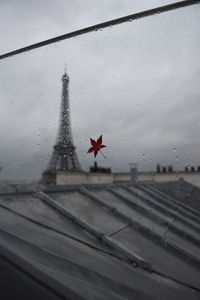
[[99, 150, 107, 159]]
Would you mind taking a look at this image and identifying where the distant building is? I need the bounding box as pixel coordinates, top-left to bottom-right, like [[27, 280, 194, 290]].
[[90, 162, 111, 174]]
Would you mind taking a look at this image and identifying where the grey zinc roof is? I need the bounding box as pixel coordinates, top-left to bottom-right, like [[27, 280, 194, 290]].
[[0, 180, 199, 300]]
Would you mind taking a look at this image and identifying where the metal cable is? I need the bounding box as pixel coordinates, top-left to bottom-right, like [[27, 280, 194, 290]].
[[0, 0, 199, 60]]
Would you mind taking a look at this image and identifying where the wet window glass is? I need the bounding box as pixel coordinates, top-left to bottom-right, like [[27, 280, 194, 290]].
[[0, 3, 200, 299], [0, 5, 199, 182]]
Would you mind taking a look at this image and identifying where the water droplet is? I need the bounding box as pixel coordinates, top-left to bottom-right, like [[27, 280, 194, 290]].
[[142, 154, 146, 158], [173, 148, 176, 152]]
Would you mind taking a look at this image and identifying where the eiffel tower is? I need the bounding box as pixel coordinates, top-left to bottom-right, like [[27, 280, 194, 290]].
[[41, 71, 81, 184]]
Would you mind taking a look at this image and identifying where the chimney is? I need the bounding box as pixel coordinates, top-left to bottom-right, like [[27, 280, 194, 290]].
[[130, 163, 138, 183], [168, 165, 173, 173], [156, 164, 161, 173], [185, 166, 189, 172]]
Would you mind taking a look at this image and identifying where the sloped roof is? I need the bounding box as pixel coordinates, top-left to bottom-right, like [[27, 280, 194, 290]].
[[0, 180, 199, 300]]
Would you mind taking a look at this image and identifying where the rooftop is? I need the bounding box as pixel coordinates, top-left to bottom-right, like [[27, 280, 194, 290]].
[[0, 180, 199, 299]]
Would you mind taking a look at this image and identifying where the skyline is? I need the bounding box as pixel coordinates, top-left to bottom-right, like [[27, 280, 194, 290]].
[[0, 3, 200, 180]]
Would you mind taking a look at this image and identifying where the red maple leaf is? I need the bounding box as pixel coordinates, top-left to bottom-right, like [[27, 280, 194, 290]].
[[87, 135, 106, 158]]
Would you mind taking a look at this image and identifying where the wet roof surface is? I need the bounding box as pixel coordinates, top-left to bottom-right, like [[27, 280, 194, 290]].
[[0, 180, 199, 300]]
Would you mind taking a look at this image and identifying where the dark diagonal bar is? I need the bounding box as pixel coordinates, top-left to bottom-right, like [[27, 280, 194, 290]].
[[0, 0, 199, 60]]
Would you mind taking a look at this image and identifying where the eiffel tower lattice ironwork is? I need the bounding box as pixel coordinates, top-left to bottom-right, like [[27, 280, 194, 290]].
[[41, 71, 81, 183]]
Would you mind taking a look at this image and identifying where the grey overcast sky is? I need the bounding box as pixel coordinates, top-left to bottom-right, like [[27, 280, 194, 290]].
[[0, 1, 200, 181], [0, 0, 177, 54]]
